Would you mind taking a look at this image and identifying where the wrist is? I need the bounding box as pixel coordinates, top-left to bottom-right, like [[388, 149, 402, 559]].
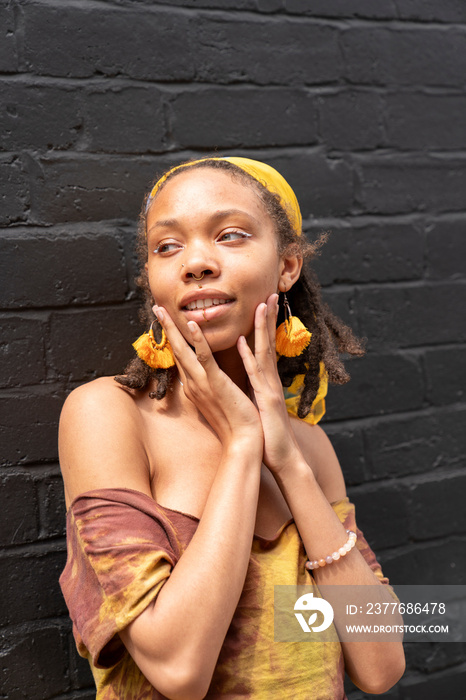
[[221, 435, 263, 463], [273, 451, 314, 486]]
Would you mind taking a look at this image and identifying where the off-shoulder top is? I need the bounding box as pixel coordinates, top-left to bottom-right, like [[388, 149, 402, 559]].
[[59, 488, 392, 699]]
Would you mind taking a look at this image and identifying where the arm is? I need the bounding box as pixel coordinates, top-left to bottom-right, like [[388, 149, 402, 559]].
[[59, 326, 263, 700], [240, 302, 406, 695], [275, 425, 406, 694]]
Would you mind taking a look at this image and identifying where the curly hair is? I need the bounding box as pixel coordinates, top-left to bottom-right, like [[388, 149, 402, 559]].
[[115, 158, 365, 418]]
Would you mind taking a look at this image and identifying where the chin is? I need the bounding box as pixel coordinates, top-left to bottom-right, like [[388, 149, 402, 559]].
[[202, 328, 246, 355]]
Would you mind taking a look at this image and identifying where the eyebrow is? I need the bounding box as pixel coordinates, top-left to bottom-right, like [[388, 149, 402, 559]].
[[147, 209, 260, 235]]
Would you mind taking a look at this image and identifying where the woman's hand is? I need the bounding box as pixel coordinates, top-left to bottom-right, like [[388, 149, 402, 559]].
[[237, 294, 303, 476], [154, 306, 263, 455]]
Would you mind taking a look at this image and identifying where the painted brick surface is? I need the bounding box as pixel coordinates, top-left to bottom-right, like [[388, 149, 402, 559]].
[[1, 1, 464, 697]]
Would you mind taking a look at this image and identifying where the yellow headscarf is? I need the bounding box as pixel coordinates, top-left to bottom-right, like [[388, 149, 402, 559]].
[[145, 156, 327, 425]]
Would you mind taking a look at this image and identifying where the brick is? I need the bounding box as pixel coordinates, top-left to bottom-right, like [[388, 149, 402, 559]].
[[0, 4, 17, 72], [0, 80, 82, 151], [379, 538, 466, 585], [285, 0, 397, 19], [0, 473, 38, 546], [385, 93, 466, 151], [426, 219, 466, 280], [0, 226, 128, 308], [0, 314, 47, 387], [342, 27, 466, 87], [38, 474, 66, 539], [325, 353, 424, 421], [0, 549, 67, 625], [148, 0, 281, 10], [66, 625, 94, 690], [0, 155, 28, 225], [357, 283, 466, 350], [23, 2, 194, 81], [400, 666, 466, 700], [48, 304, 140, 382], [84, 85, 167, 153], [355, 155, 466, 214], [268, 150, 353, 218], [320, 426, 366, 485], [318, 90, 384, 150], [310, 221, 424, 287], [395, 0, 466, 23], [171, 87, 317, 148], [424, 347, 465, 406], [348, 484, 408, 549], [29, 149, 352, 224], [0, 386, 65, 466], [407, 472, 466, 540], [364, 407, 466, 478], [320, 287, 358, 332], [195, 18, 343, 85], [404, 641, 466, 675], [0, 624, 70, 699], [28, 153, 169, 224]]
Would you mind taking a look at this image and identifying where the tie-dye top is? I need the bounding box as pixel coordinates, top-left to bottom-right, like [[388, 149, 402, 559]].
[[59, 488, 392, 699]]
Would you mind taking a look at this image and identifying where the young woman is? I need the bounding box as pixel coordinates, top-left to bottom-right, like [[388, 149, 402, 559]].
[[59, 157, 405, 699]]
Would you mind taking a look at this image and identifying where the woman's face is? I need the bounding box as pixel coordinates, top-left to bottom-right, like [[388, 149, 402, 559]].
[[145, 167, 298, 353]]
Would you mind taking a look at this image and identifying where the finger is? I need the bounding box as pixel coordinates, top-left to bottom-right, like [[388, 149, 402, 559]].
[[253, 301, 278, 381], [266, 293, 279, 354], [238, 334, 268, 396], [154, 307, 200, 378], [252, 302, 270, 359], [186, 321, 217, 373], [237, 335, 259, 381]]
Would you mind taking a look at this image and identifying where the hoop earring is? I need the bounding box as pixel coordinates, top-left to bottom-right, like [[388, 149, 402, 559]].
[[276, 293, 312, 357], [133, 321, 175, 369]]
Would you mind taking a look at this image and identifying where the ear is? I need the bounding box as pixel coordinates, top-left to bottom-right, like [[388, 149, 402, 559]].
[[278, 251, 303, 293]]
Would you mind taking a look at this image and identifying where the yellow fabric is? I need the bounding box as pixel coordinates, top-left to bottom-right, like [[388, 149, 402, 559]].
[[285, 362, 328, 426], [146, 156, 302, 237]]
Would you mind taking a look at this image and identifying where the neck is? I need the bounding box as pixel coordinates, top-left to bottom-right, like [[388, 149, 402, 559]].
[[212, 345, 249, 394]]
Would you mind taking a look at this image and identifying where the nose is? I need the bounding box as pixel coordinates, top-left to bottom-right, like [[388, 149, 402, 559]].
[[182, 240, 220, 282]]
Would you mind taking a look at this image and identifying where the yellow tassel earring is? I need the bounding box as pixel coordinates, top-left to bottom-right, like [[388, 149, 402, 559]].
[[276, 293, 312, 357], [133, 322, 175, 369]]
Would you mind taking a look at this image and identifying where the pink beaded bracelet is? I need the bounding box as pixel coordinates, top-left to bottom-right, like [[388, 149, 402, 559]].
[[305, 530, 357, 571]]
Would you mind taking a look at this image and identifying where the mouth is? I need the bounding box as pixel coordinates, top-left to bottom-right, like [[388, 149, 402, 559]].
[[184, 297, 232, 311], [180, 292, 236, 323]]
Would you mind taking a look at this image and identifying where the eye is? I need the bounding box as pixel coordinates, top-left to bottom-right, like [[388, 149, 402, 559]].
[[153, 240, 183, 255], [217, 230, 252, 243]]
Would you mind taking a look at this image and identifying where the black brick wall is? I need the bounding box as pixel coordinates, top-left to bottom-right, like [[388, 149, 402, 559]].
[[1, 1, 465, 698]]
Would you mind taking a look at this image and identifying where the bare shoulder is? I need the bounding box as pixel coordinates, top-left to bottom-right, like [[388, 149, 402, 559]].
[[290, 417, 347, 503], [59, 377, 151, 507]]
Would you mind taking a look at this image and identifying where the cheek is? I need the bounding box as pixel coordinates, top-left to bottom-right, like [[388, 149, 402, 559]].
[[147, 263, 177, 306]]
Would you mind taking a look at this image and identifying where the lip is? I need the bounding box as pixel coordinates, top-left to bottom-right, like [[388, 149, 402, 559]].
[[179, 288, 235, 310], [182, 299, 235, 323]]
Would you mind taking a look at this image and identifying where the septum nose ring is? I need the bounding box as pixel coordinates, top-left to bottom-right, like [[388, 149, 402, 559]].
[[191, 272, 205, 281]]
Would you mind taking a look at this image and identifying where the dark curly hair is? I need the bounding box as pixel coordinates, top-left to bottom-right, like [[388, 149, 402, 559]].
[[115, 158, 365, 419]]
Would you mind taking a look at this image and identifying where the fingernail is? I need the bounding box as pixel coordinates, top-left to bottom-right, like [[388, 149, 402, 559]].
[[155, 308, 164, 323], [187, 321, 197, 333]]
